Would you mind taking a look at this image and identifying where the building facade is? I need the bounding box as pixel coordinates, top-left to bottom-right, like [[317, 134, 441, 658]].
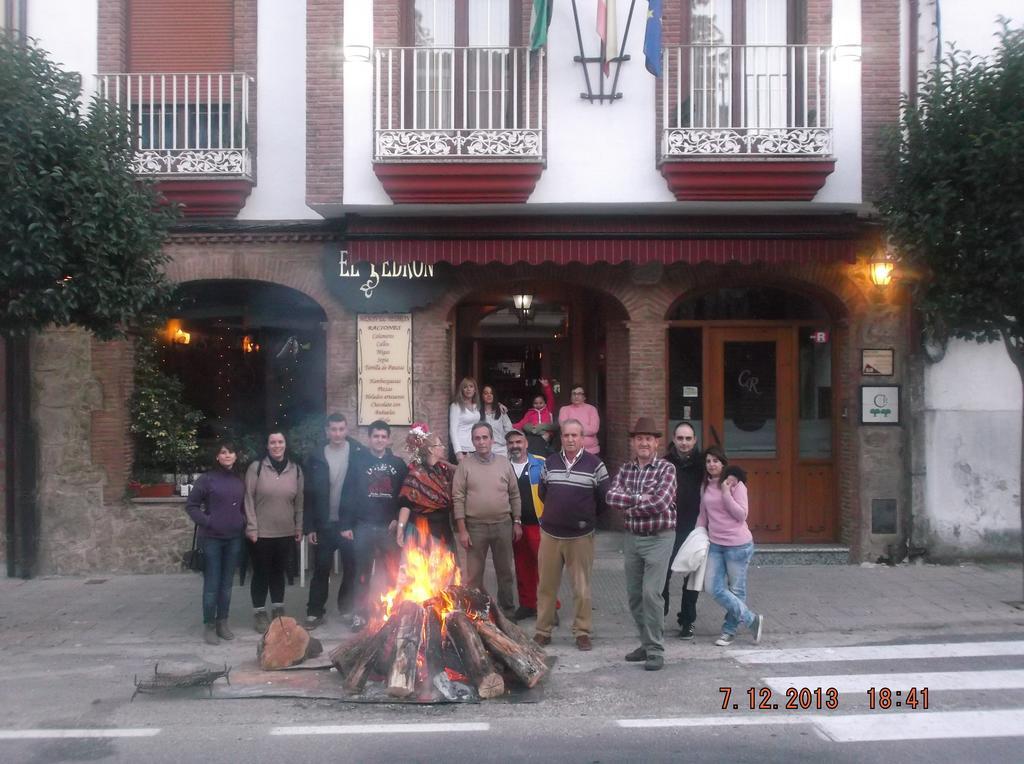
[[4, 0, 1012, 575]]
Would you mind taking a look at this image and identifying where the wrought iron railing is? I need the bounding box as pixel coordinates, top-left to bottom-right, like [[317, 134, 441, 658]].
[[95, 72, 252, 176], [661, 45, 832, 157], [374, 46, 545, 161]]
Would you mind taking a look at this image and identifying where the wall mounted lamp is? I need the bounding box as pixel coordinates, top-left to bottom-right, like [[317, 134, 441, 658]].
[[870, 249, 895, 287]]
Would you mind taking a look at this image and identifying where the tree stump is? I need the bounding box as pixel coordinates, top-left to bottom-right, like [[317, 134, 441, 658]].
[[258, 617, 321, 670]]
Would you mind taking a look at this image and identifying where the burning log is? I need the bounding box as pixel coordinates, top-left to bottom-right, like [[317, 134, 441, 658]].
[[387, 601, 426, 698], [342, 618, 399, 694], [489, 596, 547, 663], [329, 629, 376, 675], [422, 607, 445, 681], [472, 618, 548, 689], [442, 585, 492, 617], [446, 611, 505, 699], [258, 617, 323, 670]]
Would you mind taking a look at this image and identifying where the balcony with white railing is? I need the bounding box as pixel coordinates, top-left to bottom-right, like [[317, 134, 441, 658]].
[[659, 45, 836, 201], [372, 46, 546, 203], [96, 72, 253, 216]]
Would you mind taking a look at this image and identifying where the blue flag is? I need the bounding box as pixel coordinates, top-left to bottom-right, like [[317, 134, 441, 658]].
[[643, 0, 663, 76]]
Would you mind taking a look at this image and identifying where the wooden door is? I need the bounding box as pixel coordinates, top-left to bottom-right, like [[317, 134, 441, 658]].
[[706, 327, 795, 542]]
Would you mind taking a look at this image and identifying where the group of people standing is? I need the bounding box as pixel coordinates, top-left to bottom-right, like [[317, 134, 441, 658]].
[[184, 382, 765, 667]]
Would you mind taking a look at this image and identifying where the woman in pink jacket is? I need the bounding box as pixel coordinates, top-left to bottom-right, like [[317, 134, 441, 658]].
[[557, 383, 601, 455], [696, 445, 765, 647], [513, 379, 556, 455]]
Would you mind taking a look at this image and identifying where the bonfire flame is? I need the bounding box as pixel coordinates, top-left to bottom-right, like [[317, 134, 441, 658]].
[[378, 517, 461, 624]]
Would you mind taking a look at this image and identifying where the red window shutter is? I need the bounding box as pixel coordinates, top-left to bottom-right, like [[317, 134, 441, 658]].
[[128, 0, 235, 72]]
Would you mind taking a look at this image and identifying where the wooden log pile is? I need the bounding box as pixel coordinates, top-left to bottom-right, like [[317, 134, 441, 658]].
[[328, 586, 548, 700]]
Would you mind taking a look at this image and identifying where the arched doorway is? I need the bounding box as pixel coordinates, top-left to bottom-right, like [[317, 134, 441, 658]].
[[667, 285, 840, 543], [453, 279, 629, 453], [164, 280, 328, 449]]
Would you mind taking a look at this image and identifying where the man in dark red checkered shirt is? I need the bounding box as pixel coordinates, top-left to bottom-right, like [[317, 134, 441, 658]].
[[606, 417, 677, 671]]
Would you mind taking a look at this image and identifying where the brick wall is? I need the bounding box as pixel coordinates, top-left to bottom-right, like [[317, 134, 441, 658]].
[[807, 0, 833, 47], [861, 0, 901, 201], [306, 0, 344, 207], [97, 0, 127, 72], [90, 338, 135, 505]]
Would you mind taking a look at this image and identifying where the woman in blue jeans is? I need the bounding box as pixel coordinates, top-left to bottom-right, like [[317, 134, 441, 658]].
[[185, 441, 246, 645], [696, 446, 765, 647]]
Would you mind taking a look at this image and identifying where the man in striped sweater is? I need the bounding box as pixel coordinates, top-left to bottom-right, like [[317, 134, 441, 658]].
[[532, 419, 610, 652]]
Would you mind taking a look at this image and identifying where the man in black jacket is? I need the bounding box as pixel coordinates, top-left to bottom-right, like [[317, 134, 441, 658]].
[[342, 420, 408, 631], [304, 413, 364, 629], [662, 421, 703, 639]]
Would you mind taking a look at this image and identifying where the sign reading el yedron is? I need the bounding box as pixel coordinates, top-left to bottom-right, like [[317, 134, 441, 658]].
[[323, 245, 452, 312], [357, 314, 413, 426]]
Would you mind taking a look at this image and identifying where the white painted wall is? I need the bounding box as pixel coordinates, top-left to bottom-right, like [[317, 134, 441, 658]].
[[814, 0, 862, 204], [238, 0, 318, 219], [921, 0, 1011, 60], [26, 0, 98, 100], [528, 1, 673, 203], [343, 0, 864, 207], [915, 4, 1022, 558], [343, 0, 390, 205], [921, 341, 1022, 557]]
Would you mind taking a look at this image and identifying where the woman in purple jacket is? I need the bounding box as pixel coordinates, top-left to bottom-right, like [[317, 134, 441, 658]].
[[185, 440, 247, 645]]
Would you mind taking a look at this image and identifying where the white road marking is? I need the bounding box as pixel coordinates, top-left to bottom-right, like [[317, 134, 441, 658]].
[[816, 709, 1024, 742], [762, 669, 1024, 694], [270, 723, 490, 736], [618, 716, 814, 728], [0, 729, 160, 740], [733, 640, 1024, 665], [619, 710, 1024, 742]]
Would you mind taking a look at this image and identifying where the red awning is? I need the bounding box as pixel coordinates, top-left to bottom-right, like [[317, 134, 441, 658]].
[[346, 237, 856, 266]]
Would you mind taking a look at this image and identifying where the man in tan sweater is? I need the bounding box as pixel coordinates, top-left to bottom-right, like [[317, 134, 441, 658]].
[[453, 422, 522, 616]]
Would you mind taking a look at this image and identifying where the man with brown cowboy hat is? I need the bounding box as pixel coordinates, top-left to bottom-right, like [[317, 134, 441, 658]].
[[605, 417, 677, 671]]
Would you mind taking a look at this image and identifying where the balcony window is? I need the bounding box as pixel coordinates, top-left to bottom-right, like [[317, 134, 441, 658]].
[[96, 72, 251, 176], [663, 0, 830, 157], [375, 0, 544, 160]]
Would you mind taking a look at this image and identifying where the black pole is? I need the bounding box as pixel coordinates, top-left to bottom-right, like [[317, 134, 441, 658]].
[[608, 0, 638, 104], [5, 334, 37, 578], [571, 0, 596, 100]]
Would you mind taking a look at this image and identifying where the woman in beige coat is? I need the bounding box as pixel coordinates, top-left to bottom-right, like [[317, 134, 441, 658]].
[[245, 430, 303, 632]]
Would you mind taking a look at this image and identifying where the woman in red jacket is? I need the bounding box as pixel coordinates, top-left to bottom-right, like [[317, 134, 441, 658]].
[[512, 379, 556, 455]]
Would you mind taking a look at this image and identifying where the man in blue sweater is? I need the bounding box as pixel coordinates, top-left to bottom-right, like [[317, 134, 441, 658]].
[[532, 419, 610, 651], [341, 420, 408, 631]]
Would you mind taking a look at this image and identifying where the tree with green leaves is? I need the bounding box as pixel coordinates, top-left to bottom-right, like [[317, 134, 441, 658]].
[[876, 22, 1024, 575], [1, 37, 176, 576], [1, 36, 175, 334]]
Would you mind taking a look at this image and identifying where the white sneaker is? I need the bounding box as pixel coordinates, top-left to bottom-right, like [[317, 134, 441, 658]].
[[752, 614, 765, 644], [715, 633, 735, 647]]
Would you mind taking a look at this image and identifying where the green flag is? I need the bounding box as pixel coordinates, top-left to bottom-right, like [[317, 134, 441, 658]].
[[530, 0, 552, 51]]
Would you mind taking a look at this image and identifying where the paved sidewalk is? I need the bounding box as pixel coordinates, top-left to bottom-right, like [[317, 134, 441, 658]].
[[1, 531, 1020, 662]]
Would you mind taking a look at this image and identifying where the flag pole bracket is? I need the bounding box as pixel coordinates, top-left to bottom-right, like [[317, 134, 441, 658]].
[[570, 0, 638, 104]]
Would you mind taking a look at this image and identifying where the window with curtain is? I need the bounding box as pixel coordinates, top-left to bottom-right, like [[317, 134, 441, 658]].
[[687, 0, 799, 130], [411, 0, 513, 130]]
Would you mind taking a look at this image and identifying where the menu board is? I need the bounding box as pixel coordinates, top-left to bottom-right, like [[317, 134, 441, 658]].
[[357, 314, 413, 426]]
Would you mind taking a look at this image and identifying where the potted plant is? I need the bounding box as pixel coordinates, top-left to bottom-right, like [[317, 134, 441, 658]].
[[129, 338, 204, 497]]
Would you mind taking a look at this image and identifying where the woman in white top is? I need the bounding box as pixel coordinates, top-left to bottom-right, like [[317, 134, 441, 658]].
[[480, 385, 513, 456], [448, 376, 480, 462]]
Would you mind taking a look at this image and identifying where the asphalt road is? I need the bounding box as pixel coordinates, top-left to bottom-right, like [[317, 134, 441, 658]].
[[3, 630, 1024, 763]]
